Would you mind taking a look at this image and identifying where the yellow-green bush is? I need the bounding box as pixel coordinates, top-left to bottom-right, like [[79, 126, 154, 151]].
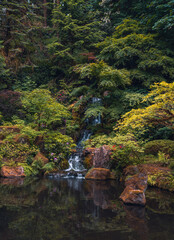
[[144, 140, 174, 157]]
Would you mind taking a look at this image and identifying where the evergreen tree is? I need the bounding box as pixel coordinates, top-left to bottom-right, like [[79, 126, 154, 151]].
[[47, 0, 105, 82], [97, 19, 174, 88]]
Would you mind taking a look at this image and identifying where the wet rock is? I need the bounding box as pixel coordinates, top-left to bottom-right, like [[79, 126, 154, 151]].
[[0, 166, 25, 178], [120, 188, 146, 206], [83, 148, 95, 169], [34, 152, 49, 165], [83, 148, 95, 155], [85, 168, 112, 180], [125, 173, 148, 191], [120, 173, 148, 206], [93, 145, 111, 168]]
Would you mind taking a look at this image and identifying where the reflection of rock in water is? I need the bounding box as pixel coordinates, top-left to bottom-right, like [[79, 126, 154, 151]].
[[123, 204, 149, 240], [0, 177, 24, 186], [85, 180, 114, 209]]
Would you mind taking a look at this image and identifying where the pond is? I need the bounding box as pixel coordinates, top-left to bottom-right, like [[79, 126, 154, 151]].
[[0, 177, 174, 240]]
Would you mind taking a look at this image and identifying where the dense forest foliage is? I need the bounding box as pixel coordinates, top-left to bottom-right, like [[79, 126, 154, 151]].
[[0, 0, 173, 175]]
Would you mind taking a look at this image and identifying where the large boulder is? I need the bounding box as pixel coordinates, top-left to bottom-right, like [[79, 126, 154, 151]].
[[0, 166, 25, 178], [123, 163, 174, 192], [120, 173, 148, 206], [85, 168, 112, 180], [93, 145, 111, 168]]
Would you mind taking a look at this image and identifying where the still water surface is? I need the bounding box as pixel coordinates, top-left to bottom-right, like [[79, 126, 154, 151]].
[[0, 177, 174, 240]]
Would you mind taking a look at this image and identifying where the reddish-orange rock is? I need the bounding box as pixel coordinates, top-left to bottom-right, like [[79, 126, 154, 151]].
[[85, 168, 111, 180], [120, 188, 146, 206], [93, 145, 111, 168], [83, 148, 95, 169], [83, 145, 111, 169], [125, 173, 148, 191], [123, 165, 139, 176], [120, 173, 148, 206], [34, 152, 49, 165], [0, 166, 25, 178]]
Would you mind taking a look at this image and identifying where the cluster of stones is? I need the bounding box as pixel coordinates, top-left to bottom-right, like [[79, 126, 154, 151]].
[[84, 146, 148, 206]]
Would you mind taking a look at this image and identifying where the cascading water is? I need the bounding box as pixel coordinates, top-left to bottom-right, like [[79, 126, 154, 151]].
[[65, 130, 92, 173], [92, 97, 102, 125], [65, 97, 102, 178]]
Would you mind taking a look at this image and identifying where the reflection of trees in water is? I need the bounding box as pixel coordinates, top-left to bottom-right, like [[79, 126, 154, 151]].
[[0, 179, 174, 240]]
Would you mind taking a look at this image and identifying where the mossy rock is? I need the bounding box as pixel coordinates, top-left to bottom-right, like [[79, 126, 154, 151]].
[[84, 155, 93, 169]]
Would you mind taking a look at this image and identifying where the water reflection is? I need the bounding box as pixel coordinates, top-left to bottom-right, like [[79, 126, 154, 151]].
[[85, 180, 121, 209], [0, 178, 173, 240], [123, 205, 148, 240]]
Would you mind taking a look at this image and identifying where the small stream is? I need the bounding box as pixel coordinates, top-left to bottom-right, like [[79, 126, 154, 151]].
[[0, 178, 174, 240]]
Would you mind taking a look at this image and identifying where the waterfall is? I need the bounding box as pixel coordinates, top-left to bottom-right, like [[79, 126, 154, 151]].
[[65, 97, 102, 177], [65, 130, 92, 173], [92, 97, 102, 125]]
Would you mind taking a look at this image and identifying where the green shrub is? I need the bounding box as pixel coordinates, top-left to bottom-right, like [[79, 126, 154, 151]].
[[169, 160, 174, 170], [144, 140, 174, 157], [19, 159, 44, 176], [42, 162, 56, 172], [19, 164, 34, 176], [44, 131, 75, 160], [31, 159, 44, 176], [110, 145, 142, 171], [0, 142, 38, 162], [0, 128, 13, 140], [143, 154, 156, 163]]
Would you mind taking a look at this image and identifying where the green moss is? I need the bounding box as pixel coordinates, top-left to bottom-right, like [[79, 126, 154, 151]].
[[148, 172, 174, 192]]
